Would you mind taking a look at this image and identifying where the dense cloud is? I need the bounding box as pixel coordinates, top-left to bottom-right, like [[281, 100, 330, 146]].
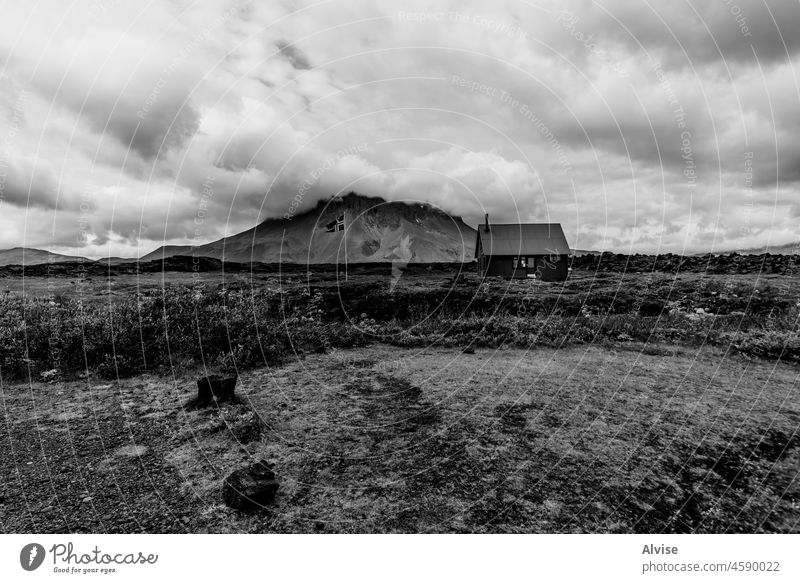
[[0, 157, 61, 209], [0, 0, 797, 256], [594, 1, 800, 66]]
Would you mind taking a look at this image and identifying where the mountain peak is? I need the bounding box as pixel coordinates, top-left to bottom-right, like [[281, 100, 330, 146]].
[[144, 191, 476, 264], [308, 192, 459, 223]]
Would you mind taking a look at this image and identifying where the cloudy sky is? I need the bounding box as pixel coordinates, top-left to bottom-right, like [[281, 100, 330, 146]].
[[1, 0, 798, 257]]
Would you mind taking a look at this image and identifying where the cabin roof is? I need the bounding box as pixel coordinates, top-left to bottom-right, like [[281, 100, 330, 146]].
[[475, 223, 570, 257]]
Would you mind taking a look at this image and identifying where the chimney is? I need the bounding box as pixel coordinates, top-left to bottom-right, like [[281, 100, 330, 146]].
[[484, 213, 490, 232]]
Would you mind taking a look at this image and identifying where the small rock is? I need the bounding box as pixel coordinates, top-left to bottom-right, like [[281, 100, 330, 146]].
[[40, 369, 61, 383], [226, 409, 263, 444], [212, 404, 264, 442], [222, 459, 279, 510], [197, 375, 237, 403], [82, 496, 93, 503]]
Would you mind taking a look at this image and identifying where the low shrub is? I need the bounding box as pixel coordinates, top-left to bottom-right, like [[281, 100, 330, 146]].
[[2, 278, 797, 380]]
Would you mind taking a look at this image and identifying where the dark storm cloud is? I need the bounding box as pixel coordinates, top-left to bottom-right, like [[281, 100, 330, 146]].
[[750, 143, 800, 186], [43, 78, 203, 162], [0, 159, 66, 210], [6, 24, 207, 164], [581, 0, 800, 67], [276, 40, 312, 69], [128, 101, 202, 160]]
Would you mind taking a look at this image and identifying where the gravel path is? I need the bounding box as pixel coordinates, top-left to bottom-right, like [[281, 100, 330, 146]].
[[1, 375, 215, 533]]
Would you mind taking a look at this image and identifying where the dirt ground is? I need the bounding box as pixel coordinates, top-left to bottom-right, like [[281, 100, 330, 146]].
[[1, 343, 798, 533]]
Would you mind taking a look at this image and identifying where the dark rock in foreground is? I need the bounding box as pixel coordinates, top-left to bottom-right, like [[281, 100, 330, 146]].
[[197, 375, 237, 403], [222, 460, 279, 510]]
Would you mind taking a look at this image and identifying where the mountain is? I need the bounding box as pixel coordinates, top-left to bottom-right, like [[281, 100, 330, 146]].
[[142, 193, 477, 263], [140, 245, 194, 261], [0, 247, 93, 266]]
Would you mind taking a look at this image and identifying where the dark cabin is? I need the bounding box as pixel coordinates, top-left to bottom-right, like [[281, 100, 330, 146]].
[[475, 215, 571, 281]]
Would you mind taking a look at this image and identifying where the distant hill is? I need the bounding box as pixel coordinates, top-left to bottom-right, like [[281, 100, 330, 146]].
[[97, 256, 142, 266], [0, 247, 93, 267], [139, 245, 196, 262], [142, 193, 477, 264], [730, 242, 800, 255]]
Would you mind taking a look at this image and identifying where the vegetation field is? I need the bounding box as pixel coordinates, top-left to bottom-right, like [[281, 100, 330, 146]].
[[0, 265, 798, 532], [1, 266, 798, 381]]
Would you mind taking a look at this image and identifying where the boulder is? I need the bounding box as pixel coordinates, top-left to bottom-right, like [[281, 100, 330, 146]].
[[197, 374, 237, 403], [222, 460, 279, 510], [638, 300, 664, 317]]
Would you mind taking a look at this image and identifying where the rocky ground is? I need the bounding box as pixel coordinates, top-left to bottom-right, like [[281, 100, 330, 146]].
[[2, 343, 798, 533], [0, 377, 214, 532], [570, 251, 800, 275]]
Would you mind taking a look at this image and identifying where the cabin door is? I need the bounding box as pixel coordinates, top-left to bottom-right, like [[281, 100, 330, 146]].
[[512, 256, 529, 278]]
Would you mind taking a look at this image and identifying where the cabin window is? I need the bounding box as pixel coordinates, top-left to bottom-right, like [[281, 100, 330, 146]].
[[513, 256, 527, 269]]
